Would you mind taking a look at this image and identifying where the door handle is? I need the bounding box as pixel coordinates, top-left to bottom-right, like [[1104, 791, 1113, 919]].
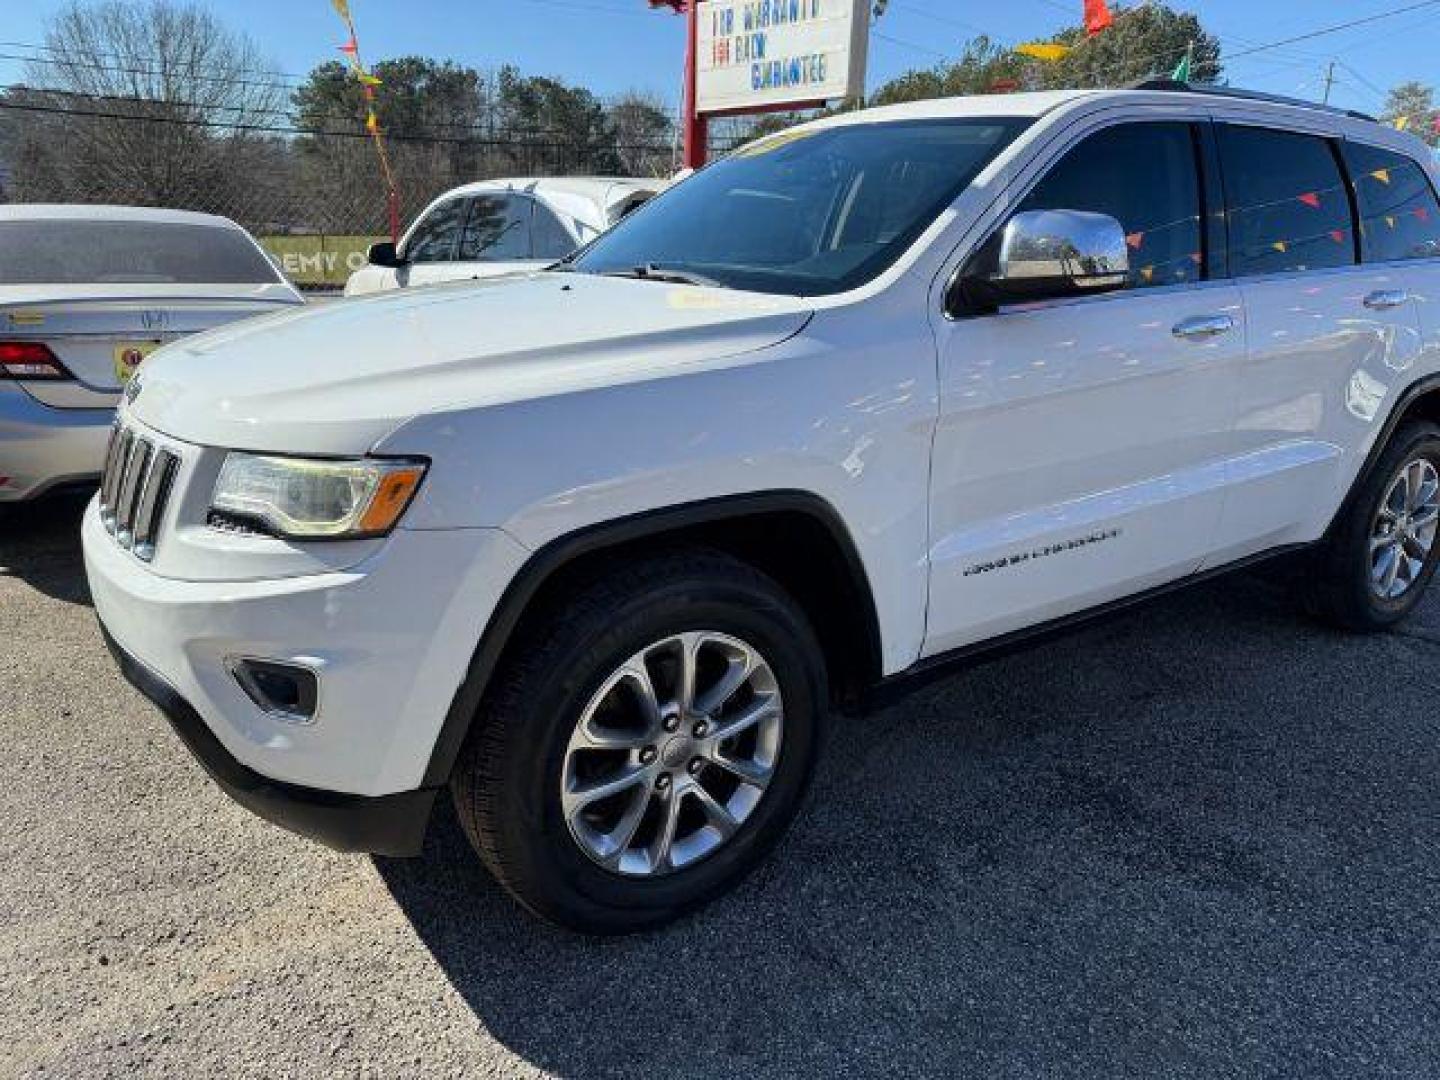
[[1172, 314, 1235, 340], [1363, 289, 1410, 311]]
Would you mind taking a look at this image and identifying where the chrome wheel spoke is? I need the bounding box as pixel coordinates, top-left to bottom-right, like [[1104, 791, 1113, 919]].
[[651, 787, 684, 871], [694, 649, 754, 716], [563, 765, 649, 815], [709, 749, 772, 787], [690, 783, 738, 839], [710, 694, 780, 742]]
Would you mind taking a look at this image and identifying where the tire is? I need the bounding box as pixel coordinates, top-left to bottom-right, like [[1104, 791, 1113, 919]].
[[450, 548, 827, 933], [1307, 421, 1440, 631]]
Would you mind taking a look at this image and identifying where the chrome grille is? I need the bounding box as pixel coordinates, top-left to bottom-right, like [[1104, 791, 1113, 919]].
[[98, 424, 180, 561]]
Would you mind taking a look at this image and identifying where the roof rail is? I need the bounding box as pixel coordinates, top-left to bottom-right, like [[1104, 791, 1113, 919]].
[[1127, 78, 1378, 123]]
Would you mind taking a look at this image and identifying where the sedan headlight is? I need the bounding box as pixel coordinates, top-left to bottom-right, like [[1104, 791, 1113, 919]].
[[210, 453, 427, 540]]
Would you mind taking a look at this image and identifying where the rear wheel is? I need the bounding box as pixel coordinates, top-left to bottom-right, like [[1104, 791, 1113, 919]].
[[451, 549, 826, 933], [1307, 422, 1440, 630]]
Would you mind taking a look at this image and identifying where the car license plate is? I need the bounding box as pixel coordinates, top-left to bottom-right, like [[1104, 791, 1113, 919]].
[[113, 342, 160, 383]]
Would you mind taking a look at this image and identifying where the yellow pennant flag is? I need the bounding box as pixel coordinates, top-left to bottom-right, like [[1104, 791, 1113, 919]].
[[365, 109, 378, 133], [330, 0, 351, 19], [1016, 42, 1071, 61], [1139, 265, 1154, 282], [1385, 215, 1397, 229], [1393, 115, 1411, 131], [357, 72, 382, 86], [1271, 241, 1288, 254], [1370, 168, 1391, 185]]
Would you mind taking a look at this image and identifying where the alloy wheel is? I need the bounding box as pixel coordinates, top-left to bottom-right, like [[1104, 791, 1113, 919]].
[[561, 631, 784, 877], [1370, 457, 1440, 600]]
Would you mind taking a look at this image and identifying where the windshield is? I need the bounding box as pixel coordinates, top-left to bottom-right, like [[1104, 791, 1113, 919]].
[[570, 118, 1029, 297], [0, 220, 281, 285]]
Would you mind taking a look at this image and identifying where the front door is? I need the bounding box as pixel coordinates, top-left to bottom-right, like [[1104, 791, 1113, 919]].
[[925, 119, 1245, 654]]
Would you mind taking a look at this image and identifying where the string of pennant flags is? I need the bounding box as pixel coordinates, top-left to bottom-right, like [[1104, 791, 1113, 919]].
[[1012, 0, 1440, 137], [328, 0, 401, 240]]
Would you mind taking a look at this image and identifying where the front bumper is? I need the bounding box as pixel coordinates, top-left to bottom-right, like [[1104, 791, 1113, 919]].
[[83, 495, 531, 848], [0, 383, 112, 501], [100, 619, 437, 856]]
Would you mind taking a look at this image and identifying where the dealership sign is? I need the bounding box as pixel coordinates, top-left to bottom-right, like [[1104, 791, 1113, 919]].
[[696, 0, 869, 115]]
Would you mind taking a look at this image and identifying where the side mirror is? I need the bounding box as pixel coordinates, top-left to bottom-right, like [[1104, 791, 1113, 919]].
[[954, 209, 1128, 315], [367, 241, 404, 268]]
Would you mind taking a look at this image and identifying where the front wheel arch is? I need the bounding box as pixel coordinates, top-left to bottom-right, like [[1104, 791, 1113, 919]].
[[421, 491, 882, 788]]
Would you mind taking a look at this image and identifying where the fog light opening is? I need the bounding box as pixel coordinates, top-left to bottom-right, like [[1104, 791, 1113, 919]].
[[228, 658, 319, 724]]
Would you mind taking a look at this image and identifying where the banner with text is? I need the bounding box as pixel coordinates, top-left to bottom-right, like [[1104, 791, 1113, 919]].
[[696, 0, 869, 115]]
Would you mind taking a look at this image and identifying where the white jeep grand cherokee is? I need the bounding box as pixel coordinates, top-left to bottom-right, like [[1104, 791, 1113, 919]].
[[85, 85, 1440, 932]]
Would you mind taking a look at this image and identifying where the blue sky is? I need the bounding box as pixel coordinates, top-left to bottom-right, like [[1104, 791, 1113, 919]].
[[2, 0, 1434, 117]]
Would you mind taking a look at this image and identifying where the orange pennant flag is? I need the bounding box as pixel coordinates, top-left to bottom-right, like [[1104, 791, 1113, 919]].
[[1370, 168, 1391, 185], [1139, 265, 1154, 282], [1297, 192, 1321, 209], [1189, 252, 1202, 265], [1125, 231, 1145, 250], [1083, 0, 1113, 35]]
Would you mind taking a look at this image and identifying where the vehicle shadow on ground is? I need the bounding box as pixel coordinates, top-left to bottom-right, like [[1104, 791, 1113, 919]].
[[377, 568, 1440, 1078], [0, 492, 93, 607]]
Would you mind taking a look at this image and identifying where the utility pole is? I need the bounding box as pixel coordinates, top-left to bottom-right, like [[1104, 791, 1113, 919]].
[[1322, 60, 1336, 105]]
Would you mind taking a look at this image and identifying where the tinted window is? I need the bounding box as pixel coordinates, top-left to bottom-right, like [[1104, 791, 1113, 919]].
[[0, 220, 279, 285], [532, 202, 577, 260], [1017, 122, 1203, 289], [571, 119, 1029, 296], [405, 198, 466, 263], [458, 195, 531, 261], [1341, 141, 1440, 264], [1218, 125, 1354, 277]]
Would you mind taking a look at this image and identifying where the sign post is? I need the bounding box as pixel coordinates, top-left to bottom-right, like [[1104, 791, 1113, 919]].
[[651, 0, 870, 170]]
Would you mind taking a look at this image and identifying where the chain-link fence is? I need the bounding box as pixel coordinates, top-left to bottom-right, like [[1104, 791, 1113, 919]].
[[0, 90, 759, 287]]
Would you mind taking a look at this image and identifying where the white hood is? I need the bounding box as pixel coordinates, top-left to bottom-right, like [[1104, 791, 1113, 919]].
[[127, 273, 812, 454]]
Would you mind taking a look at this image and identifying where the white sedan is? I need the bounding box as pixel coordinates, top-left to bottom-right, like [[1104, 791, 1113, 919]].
[[342, 177, 658, 297], [0, 205, 303, 502]]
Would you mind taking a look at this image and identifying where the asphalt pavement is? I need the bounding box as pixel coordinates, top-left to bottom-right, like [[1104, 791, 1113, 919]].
[[3, 492, 1439, 1078]]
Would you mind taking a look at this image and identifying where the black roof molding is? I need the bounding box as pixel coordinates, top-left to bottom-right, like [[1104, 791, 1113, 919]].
[[1127, 78, 1378, 123]]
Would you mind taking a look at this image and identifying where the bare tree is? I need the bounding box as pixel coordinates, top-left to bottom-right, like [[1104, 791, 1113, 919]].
[[7, 0, 288, 218]]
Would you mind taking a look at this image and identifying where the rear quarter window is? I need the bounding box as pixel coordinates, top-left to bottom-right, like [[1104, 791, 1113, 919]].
[[0, 219, 280, 285], [1340, 141, 1440, 264]]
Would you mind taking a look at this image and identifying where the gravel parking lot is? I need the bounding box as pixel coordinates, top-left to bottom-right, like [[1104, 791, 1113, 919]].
[[3, 493, 1439, 1078]]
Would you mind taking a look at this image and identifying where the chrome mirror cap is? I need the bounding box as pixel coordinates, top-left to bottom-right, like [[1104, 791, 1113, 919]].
[[997, 209, 1129, 291]]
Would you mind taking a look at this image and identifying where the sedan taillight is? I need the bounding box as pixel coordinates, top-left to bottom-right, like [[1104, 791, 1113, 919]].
[[0, 342, 71, 380]]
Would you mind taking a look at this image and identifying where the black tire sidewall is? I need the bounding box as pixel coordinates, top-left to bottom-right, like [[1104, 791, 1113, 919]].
[[486, 570, 825, 926]]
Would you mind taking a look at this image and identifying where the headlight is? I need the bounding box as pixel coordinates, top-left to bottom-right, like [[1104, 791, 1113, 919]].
[[210, 453, 426, 540]]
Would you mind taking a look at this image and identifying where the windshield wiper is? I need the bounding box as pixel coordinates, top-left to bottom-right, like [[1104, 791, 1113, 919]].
[[601, 263, 728, 288]]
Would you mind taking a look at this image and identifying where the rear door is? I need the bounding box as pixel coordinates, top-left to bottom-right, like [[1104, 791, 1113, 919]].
[[1205, 122, 1425, 559]]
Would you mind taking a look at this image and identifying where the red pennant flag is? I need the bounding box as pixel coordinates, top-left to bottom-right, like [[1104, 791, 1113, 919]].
[[1433, 115, 1440, 135], [338, 38, 357, 54], [1125, 231, 1144, 250], [1329, 230, 1346, 245], [1189, 252, 1202, 265], [1416, 206, 1431, 223], [1084, 0, 1113, 35], [1297, 192, 1321, 209]]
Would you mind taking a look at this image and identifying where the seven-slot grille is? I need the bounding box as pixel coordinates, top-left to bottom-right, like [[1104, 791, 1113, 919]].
[[98, 424, 180, 561]]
